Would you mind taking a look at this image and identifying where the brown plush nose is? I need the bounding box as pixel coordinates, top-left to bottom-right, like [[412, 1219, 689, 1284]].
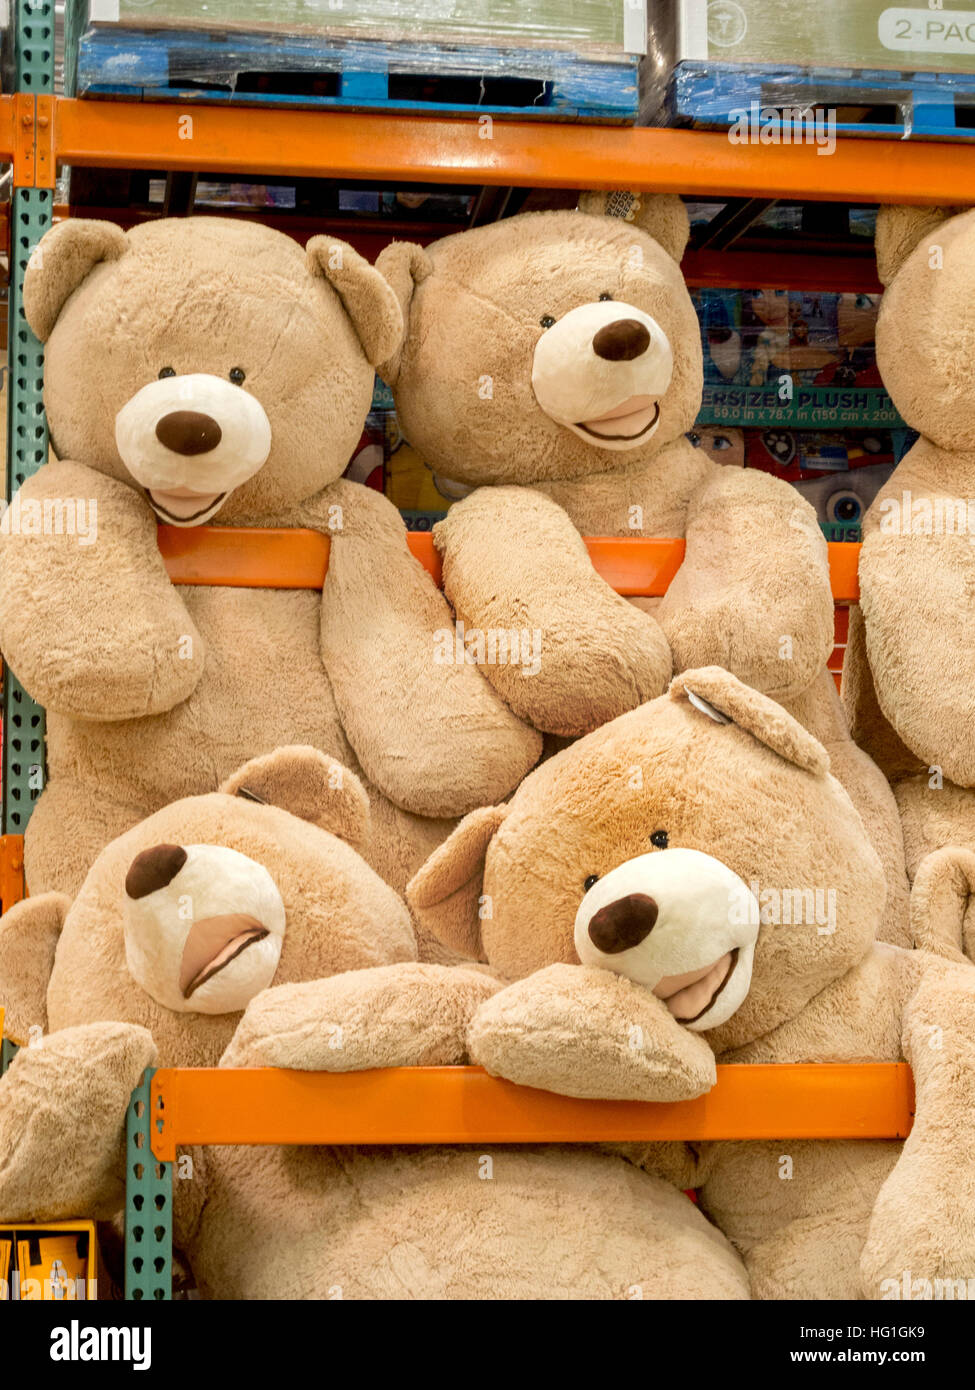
[[126, 844, 188, 899], [588, 893, 659, 954], [592, 318, 651, 362], [155, 410, 223, 456]]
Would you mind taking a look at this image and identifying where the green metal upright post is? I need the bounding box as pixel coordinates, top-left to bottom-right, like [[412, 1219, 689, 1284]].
[[125, 1070, 173, 1301], [1, 0, 54, 847]]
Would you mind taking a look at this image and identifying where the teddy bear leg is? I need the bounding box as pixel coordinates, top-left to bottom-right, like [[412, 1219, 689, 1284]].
[[23, 780, 153, 897], [893, 774, 975, 879], [699, 1140, 900, 1300]]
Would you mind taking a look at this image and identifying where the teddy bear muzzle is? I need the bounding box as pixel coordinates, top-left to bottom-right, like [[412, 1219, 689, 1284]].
[[123, 842, 286, 1014], [115, 372, 273, 525], [531, 299, 674, 452], [573, 846, 759, 1032]]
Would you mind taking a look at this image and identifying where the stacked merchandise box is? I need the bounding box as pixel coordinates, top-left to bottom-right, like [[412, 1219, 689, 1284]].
[[647, 0, 975, 139], [73, 0, 649, 120]]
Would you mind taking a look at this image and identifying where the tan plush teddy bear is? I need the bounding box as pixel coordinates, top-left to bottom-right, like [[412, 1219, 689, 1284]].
[[376, 192, 909, 943], [0, 216, 541, 905], [0, 745, 748, 1300], [407, 670, 975, 1299], [843, 204, 975, 949]]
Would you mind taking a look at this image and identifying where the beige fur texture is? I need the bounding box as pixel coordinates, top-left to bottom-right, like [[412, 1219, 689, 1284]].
[[0, 746, 749, 1301], [0, 217, 541, 908], [843, 205, 975, 948], [377, 194, 908, 943], [408, 671, 975, 1298]]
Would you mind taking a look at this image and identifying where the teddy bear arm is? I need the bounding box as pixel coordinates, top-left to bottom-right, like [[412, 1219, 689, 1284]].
[[0, 1022, 157, 1223], [860, 962, 975, 1295], [0, 460, 205, 719], [910, 847, 975, 965], [0, 891, 69, 1043], [320, 483, 542, 816], [656, 467, 834, 704], [433, 485, 672, 737], [858, 524, 975, 785], [220, 963, 503, 1070], [467, 963, 717, 1102]]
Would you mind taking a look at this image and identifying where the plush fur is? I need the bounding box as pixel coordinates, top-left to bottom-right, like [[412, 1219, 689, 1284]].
[[843, 205, 975, 939], [377, 194, 909, 943], [0, 747, 749, 1300], [407, 671, 975, 1298], [0, 217, 541, 912]]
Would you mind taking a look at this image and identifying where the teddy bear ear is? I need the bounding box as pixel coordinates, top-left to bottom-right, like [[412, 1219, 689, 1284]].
[[669, 667, 830, 777], [219, 746, 371, 851], [23, 219, 129, 342], [578, 190, 690, 263], [306, 236, 404, 370], [406, 804, 509, 961], [874, 205, 963, 286], [373, 241, 435, 383]]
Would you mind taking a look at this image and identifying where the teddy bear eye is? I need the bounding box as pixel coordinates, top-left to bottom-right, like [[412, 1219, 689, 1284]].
[[229, 367, 246, 385], [158, 367, 176, 379], [539, 315, 556, 329], [599, 292, 614, 301], [583, 874, 600, 892], [650, 830, 669, 849]]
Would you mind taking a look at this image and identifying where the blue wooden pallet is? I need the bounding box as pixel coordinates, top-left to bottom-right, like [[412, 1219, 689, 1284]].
[[76, 27, 640, 122], [664, 61, 975, 141]]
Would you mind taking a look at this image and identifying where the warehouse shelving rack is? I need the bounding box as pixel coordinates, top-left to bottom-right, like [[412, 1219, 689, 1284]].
[[0, 0, 972, 1300]]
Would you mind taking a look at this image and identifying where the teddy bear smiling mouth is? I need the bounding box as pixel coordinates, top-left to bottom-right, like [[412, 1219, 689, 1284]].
[[178, 912, 270, 1000], [575, 397, 661, 443], [652, 948, 739, 1025], [145, 487, 228, 524]]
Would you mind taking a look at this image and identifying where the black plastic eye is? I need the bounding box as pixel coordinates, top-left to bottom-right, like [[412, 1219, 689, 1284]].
[[583, 874, 600, 891], [650, 830, 669, 849], [599, 292, 614, 301], [229, 367, 246, 385], [158, 367, 176, 379], [539, 315, 556, 329]]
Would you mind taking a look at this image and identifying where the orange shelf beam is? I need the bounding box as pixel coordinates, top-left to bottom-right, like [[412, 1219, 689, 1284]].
[[158, 527, 861, 601], [0, 835, 25, 916], [150, 1062, 915, 1160], [52, 98, 975, 205]]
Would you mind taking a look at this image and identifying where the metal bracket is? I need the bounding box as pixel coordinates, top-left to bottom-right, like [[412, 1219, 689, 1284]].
[[124, 1069, 173, 1302]]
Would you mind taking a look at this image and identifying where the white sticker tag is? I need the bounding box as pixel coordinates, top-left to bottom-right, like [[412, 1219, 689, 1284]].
[[686, 689, 733, 724], [90, 0, 121, 21], [623, 0, 647, 56]]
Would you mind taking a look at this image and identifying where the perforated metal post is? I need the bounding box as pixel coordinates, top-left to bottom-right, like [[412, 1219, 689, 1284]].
[[1, 0, 54, 847], [124, 1069, 173, 1301]]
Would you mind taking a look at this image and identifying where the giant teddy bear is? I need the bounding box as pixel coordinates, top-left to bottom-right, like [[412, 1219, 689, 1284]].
[[0, 216, 541, 905], [375, 191, 910, 943], [843, 203, 975, 946], [404, 668, 975, 1299], [0, 745, 748, 1300]]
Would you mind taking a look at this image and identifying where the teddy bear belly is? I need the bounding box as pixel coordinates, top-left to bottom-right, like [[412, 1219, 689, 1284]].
[[189, 1143, 749, 1300], [45, 586, 355, 809]]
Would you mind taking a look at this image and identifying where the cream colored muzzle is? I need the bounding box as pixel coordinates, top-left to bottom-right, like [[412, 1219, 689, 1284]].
[[531, 300, 673, 451], [574, 847, 758, 1031], [115, 373, 272, 526]]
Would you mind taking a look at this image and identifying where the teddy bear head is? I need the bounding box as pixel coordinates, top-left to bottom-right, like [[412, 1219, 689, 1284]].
[[376, 191, 701, 488], [875, 204, 975, 451], [408, 668, 883, 1053], [42, 747, 415, 1066], [23, 217, 403, 523]]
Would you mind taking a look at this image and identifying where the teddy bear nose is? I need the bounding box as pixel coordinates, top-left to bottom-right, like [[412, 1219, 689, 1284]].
[[155, 410, 223, 456], [125, 844, 188, 899], [587, 892, 659, 954], [592, 319, 651, 362]]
